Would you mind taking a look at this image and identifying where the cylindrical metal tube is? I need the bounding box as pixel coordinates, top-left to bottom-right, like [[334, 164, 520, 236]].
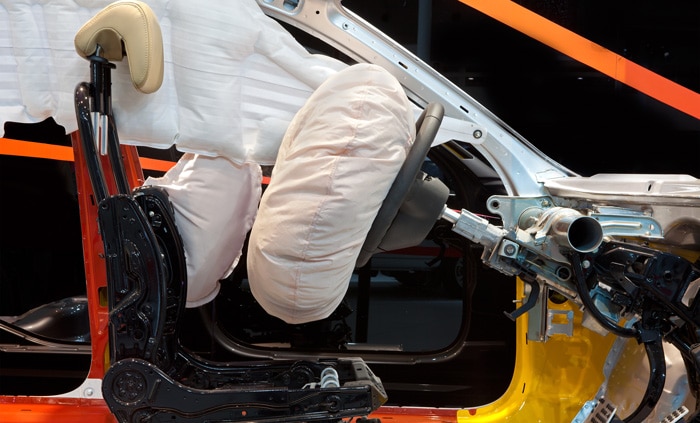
[[546, 208, 603, 253]]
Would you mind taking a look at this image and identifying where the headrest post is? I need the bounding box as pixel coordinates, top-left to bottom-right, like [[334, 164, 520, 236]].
[[87, 46, 115, 156]]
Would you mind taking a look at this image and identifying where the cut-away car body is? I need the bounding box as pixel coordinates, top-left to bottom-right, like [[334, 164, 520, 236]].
[[0, 1, 699, 422]]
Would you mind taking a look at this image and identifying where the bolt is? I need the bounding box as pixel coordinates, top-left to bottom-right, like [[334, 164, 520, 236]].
[[473, 129, 483, 139]]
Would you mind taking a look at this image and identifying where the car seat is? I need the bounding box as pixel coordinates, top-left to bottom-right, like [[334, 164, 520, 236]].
[[72, 2, 448, 422]]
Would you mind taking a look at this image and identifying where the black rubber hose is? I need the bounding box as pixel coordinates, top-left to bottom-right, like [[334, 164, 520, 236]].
[[571, 253, 666, 422], [571, 253, 638, 338], [623, 332, 666, 423]]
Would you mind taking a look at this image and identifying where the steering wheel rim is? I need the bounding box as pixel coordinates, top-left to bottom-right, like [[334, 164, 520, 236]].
[[356, 102, 444, 267]]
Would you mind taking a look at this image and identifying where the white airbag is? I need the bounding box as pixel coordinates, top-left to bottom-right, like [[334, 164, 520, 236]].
[[144, 154, 261, 307], [1, 0, 464, 165], [0, 0, 345, 165], [247, 63, 415, 324]]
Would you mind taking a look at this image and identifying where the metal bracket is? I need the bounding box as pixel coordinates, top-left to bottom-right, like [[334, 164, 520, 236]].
[[546, 309, 574, 337], [584, 397, 617, 423], [662, 406, 689, 423]]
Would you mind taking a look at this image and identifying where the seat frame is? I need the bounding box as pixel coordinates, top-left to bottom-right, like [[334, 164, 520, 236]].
[[75, 50, 385, 423]]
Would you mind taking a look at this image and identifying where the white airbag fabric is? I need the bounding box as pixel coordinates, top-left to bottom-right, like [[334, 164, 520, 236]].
[[1, 0, 468, 165], [247, 64, 415, 324], [144, 154, 261, 307], [0, 0, 345, 165]]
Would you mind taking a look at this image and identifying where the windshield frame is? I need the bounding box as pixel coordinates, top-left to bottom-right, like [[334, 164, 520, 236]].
[[257, 0, 578, 198]]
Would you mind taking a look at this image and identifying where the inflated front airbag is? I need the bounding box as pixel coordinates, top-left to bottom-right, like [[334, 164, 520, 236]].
[[247, 64, 415, 324]]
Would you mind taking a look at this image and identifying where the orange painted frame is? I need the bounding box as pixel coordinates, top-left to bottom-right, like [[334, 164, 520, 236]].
[[0, 134, 463, 422], [0, 132, 141, 423]]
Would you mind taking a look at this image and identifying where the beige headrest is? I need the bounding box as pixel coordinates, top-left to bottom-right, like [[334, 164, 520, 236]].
[[74, 1, 163, 94]]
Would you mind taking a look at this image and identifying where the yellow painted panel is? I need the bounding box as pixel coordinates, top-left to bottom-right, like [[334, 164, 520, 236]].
[[458, 280, 616, 422]]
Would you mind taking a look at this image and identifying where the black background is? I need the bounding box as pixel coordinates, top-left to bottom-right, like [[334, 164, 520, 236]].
[[345, 0, 699, 177]]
